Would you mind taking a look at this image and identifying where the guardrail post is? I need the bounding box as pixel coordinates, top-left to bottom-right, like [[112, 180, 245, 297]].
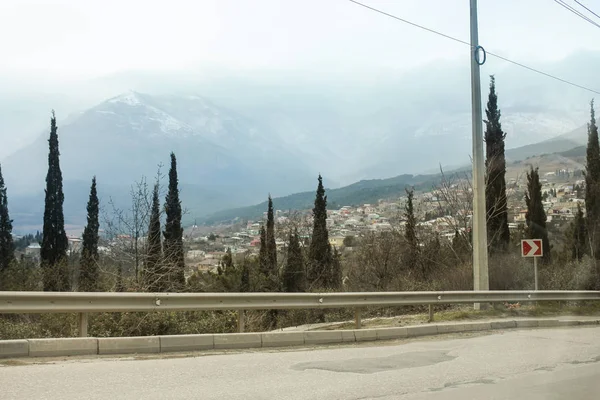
[[428, 304, 434, 322], [237, 309, 245, 333], [78, 312, 88, 337], [354, 308, 362, 329]]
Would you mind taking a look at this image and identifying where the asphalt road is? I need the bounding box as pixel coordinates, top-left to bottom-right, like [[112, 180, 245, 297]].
[[2, 326, 600, 399]]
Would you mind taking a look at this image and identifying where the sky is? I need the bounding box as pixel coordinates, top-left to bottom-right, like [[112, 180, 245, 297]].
[[2, 0, 600, 81], [2, 0, 600, 159]]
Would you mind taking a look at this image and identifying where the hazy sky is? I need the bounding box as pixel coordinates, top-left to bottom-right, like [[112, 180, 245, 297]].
[[2, 0, 600, 80]]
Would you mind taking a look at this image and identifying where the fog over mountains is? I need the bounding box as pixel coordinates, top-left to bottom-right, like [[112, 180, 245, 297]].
[[1, 51, 600, 232]]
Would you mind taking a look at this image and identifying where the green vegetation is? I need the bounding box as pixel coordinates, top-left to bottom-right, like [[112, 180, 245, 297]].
[[525, 167, 551, 263], [144, 182, 164, 292], [163, 152, 185, 291], [79, 177, 100, 292], [569, 203, 587, 261], [265, 195, 277, 277], [145, 183, 162, 291], [41, 112, 70, 292], [307, 175, 335, 289], [0, 163, 14, 274], [484, 76, 510, 253], [558, 145, 586, 158], [404, 187, 420, 274], [200, 173, 438, 224], [586, 100, 600, 259], [283, 228, 305, 292]]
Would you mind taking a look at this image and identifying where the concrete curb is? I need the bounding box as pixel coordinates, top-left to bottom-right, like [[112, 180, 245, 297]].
[[98, 336, 160, 355], [2, 317, 599, 359], [214, 333, 262, 350], [0, 340, 29, 358], [261, 332, 304, 348], [160, 334, 214, 353], [29, 338, 98, 357]]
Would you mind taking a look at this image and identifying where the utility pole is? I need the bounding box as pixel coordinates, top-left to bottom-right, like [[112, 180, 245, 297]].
[[469, 0, 489, 308]]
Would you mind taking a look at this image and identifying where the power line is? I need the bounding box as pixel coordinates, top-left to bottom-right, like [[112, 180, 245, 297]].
[[574, 0, 600, 20], [553, 0, 600, 29], [347, 0, 600, 95], [347, 0, 470, 47]]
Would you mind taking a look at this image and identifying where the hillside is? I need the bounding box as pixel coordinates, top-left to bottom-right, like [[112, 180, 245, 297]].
[[557, 145, 586, 159], [200, 174, 440, 224], [203, 142, 592, 225]]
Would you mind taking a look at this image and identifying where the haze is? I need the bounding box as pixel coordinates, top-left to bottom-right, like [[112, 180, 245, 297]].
[[1, 0, 600, 159]]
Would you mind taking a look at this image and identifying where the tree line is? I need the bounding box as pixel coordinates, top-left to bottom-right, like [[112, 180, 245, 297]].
[[1, 75, 599, 293], [195, 174, 342, 295], [0, 112, 186, 292]]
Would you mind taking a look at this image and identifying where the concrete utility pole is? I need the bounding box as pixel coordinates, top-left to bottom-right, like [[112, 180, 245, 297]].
[[469, 0, 489, 308]]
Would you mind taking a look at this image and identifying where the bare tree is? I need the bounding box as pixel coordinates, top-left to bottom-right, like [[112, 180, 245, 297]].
[[432, 165, 522, 261]]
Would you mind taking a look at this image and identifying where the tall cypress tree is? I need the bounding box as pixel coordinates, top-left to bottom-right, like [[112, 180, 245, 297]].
[[146, 183, 162, 291], [404, 187, 420, 272], [266, 195, 277, 274], [163, 152, 185, 291], [525, 167, 551, 263], [585, 100, 600, 258], [258, 225, 268, 275], [330, 246, 342, 290], [484, 76, 510, 252], [307, 174, 333, 289], [41, 112, 70, 291], [79, 177, 99, 291], [240, 260, 250, 292], [0, 164, 14, 272], [570, 202, 587, 261], [283, 228, 305, 292]]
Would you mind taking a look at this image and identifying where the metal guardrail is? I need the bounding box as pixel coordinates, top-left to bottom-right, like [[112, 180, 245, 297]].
[[1, 290, 599, 337]]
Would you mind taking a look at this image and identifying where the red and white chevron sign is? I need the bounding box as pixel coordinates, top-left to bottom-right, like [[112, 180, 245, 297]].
[[521, 239, 543, 257]]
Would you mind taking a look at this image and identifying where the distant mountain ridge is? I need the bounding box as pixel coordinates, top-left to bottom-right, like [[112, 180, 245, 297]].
[[203, 126, 593, 225], [200, 174, 440, 224]]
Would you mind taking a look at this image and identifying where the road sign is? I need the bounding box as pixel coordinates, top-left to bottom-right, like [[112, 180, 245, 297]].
[[521, 239, 543, 257]]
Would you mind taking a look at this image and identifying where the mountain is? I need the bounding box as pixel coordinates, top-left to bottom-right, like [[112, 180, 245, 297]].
[[201, 174, 440, 224], [79, 52, 599, 184], [1, 92, 318, 232], [205, 141, 591, 226], [505, 125, 587, 162]]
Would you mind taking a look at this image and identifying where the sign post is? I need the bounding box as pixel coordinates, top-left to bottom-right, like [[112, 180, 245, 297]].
[[521, 239, 543, 290]]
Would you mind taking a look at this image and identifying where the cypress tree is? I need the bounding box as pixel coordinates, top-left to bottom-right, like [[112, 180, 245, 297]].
[[571, 202, 587, 261], [283, 228, 305, 292], [146, 183, 162, 291], [41, 111, 70, 291], [330, 246, 342, 290], [240, 259, 250, 292], [525, 167, 551, 263], [216, 248, 238, 291], [79, 177, 99, 291], [163, 152, 185, 291], [307, 175, 333, 289], [258, 225, 268, 275], [266, 195, 277, 273], [0, 164, 14, 272], [585, 100, 600, 258], [404, 187, 420, 272], [484, 75, 510, 252]]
